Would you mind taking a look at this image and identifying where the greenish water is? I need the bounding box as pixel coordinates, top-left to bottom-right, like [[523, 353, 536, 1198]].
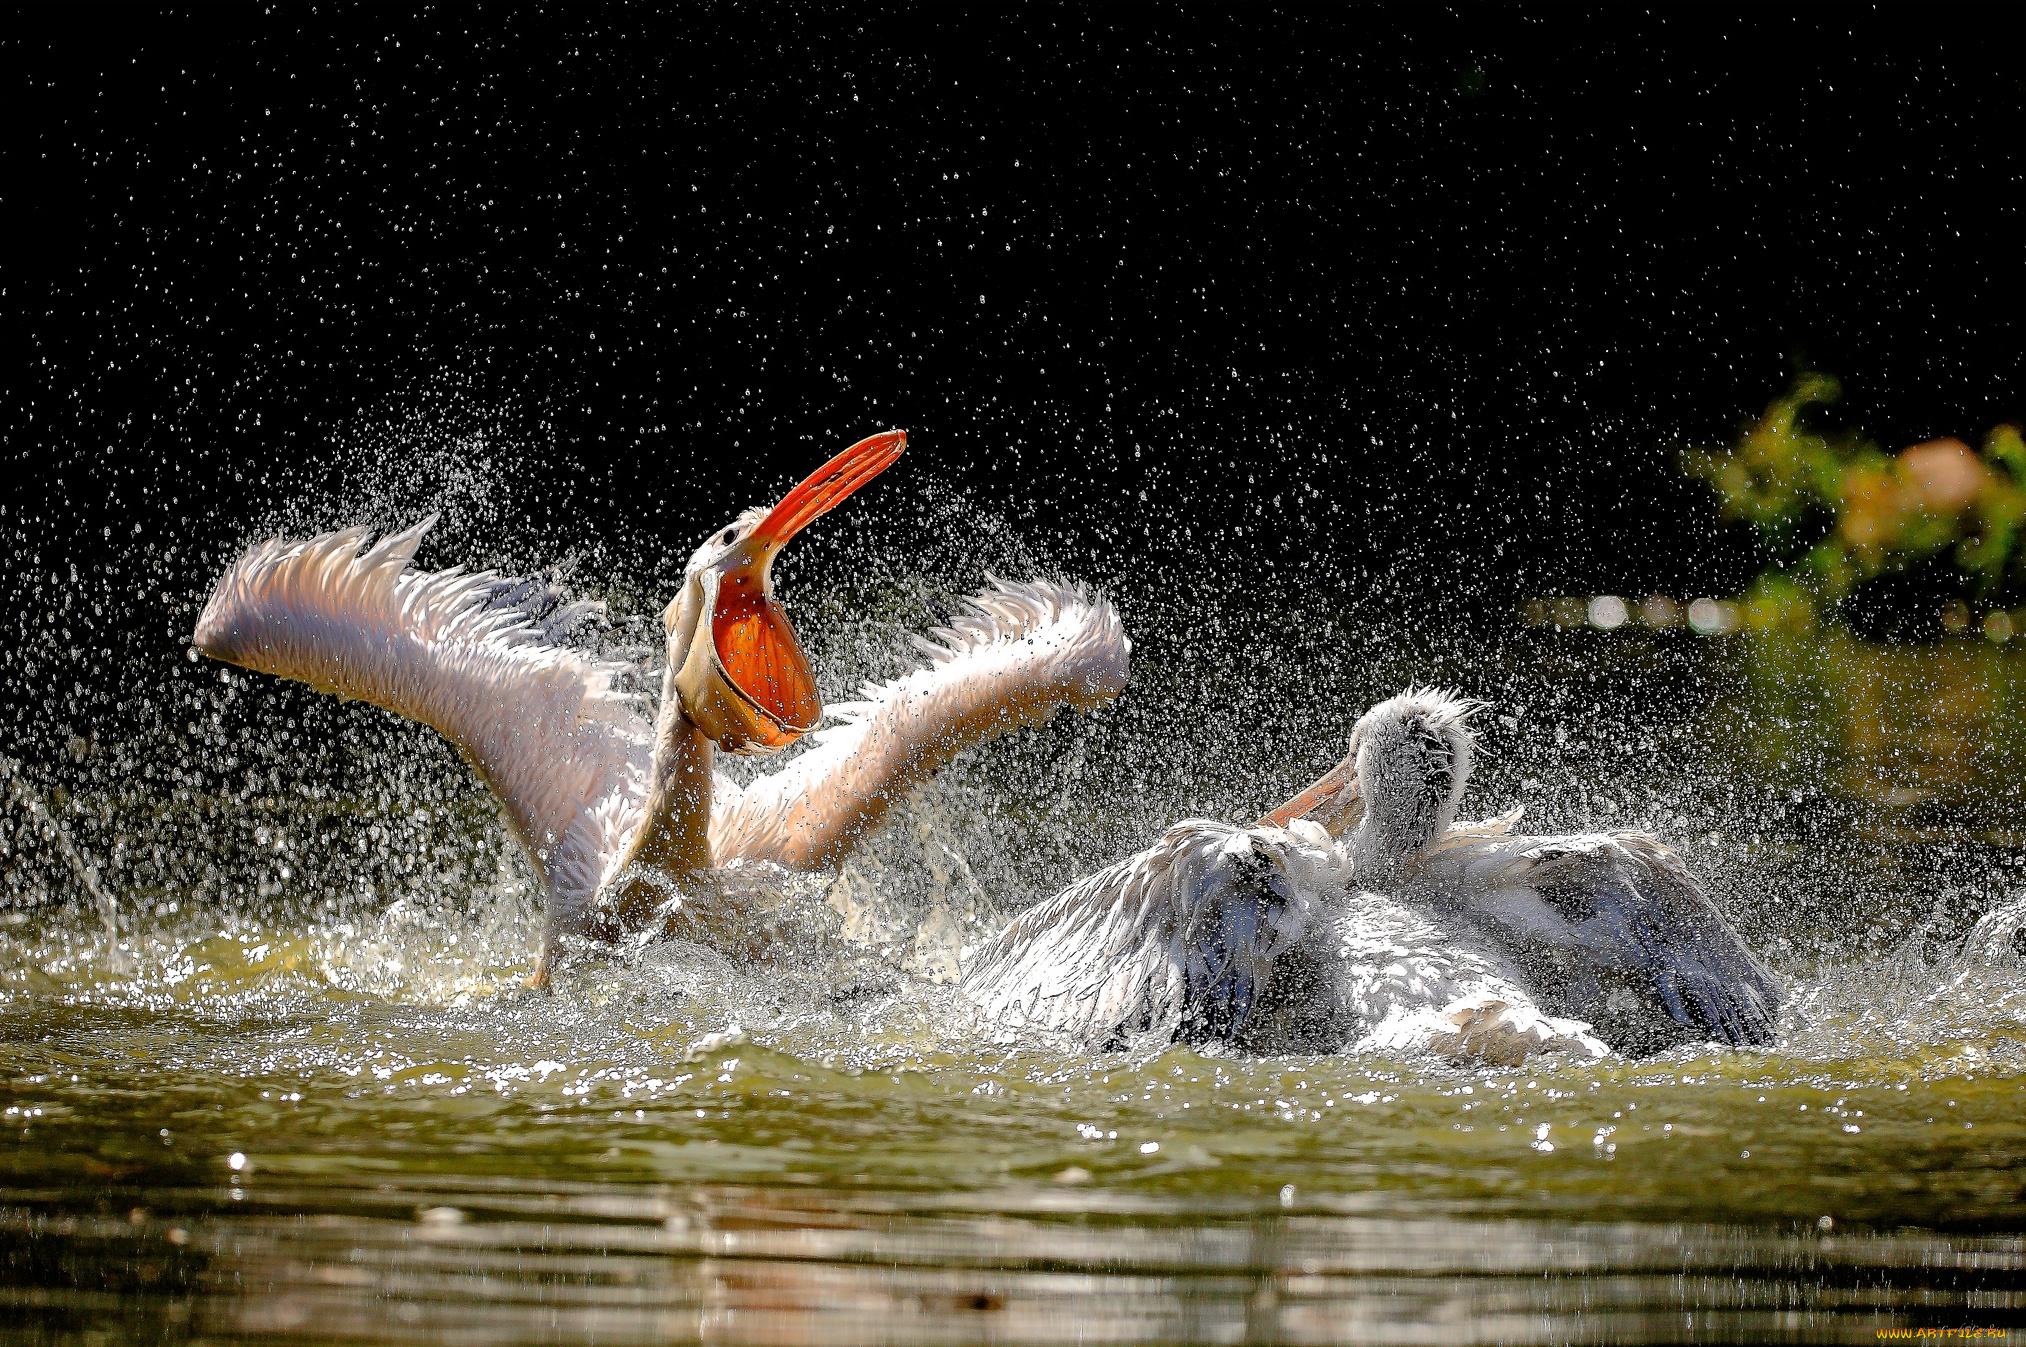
[[5, 618, 2026, 1342]]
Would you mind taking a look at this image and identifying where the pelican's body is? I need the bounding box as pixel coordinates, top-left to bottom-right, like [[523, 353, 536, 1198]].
[[191, 434, 1131, 979], [964, 689, 1778, 1061]]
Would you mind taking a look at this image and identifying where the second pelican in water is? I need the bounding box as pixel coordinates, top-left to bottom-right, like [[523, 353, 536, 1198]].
[[964, 689, 1779, 1061]]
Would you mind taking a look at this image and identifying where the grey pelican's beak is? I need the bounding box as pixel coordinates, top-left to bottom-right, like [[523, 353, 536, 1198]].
[[1259, 750, 1365, 836], [676, 430, 906, 754]]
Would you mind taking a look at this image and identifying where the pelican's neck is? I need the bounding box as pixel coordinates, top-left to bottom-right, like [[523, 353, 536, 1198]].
[[612, 570, 718, 876], [629, 658, 717, 874], [1348, 816, 1412, 892], [583, 612, 719, 949]]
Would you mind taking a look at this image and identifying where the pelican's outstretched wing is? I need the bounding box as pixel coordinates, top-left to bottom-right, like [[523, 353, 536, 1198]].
[[192, 518, 651, 922], [711, 576, 1131, 869], [1414, 829, 1781, 1047], [962, 822, 1328, 1048]]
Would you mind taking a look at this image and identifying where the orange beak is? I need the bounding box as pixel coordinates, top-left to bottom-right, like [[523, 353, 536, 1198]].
[[742, 429, 907, 565], [699, 431, 906, 751]]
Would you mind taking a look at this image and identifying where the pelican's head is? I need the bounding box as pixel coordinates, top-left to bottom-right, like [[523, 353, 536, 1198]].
[[1261, 688, 1480, 878], [1343, 688, 1480, 881], [665, 430, 906, 755]]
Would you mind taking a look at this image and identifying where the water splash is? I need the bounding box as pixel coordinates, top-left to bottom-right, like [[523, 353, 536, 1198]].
[[2, 754, 129, 974]]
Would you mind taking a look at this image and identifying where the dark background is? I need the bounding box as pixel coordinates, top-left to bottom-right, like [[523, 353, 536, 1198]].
[[4, 7, 2023, 753]]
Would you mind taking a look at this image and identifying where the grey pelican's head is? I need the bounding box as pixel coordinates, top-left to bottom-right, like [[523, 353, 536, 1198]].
[[663, 430, 906, 755], [1343, 688, 1479, 884], [1262, 687, 1481, 885]]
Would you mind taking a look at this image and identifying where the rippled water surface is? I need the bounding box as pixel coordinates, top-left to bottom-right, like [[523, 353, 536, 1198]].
[[6, 608, 2026, 1343]]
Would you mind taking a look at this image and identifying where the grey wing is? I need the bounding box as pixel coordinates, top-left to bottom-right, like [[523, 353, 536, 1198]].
[[961, 822, 1316, 1049], [1508, 833, 1781, 1047]]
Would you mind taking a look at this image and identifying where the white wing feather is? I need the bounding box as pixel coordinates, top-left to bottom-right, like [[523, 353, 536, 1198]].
[[713, 575, 1131, 868], [191, 517, 651, 922], [962, 834, 1194, 1044]]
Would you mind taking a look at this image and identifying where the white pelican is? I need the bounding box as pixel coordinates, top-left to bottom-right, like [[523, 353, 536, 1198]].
[[191, 432, 1132, 984], [963, 689, 1779, 1062]]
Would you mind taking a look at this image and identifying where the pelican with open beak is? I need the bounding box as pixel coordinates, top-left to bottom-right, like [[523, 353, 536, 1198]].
[[192, 430, 1133, 988], [674, 431, 904, 757]]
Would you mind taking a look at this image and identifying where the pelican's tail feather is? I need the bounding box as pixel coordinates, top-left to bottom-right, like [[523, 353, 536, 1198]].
[[712, 575, 1131, 869], [192, 518, 651, 929]]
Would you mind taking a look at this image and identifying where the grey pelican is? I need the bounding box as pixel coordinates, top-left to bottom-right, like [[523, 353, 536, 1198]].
[[192, 432, 1133, 984], [963, 689, 1779, 1061]]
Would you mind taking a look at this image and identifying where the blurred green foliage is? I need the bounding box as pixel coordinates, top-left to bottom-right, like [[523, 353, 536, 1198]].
[[1684, 373, 2026, 629], [1732, 625, 2026, 810]]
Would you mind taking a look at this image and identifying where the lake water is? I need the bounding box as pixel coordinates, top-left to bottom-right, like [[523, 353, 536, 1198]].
[[5, 587, 2025, 1343]]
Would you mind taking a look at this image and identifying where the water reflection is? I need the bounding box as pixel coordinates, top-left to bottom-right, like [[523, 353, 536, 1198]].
[[5, 1184, 2024, 1344]]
